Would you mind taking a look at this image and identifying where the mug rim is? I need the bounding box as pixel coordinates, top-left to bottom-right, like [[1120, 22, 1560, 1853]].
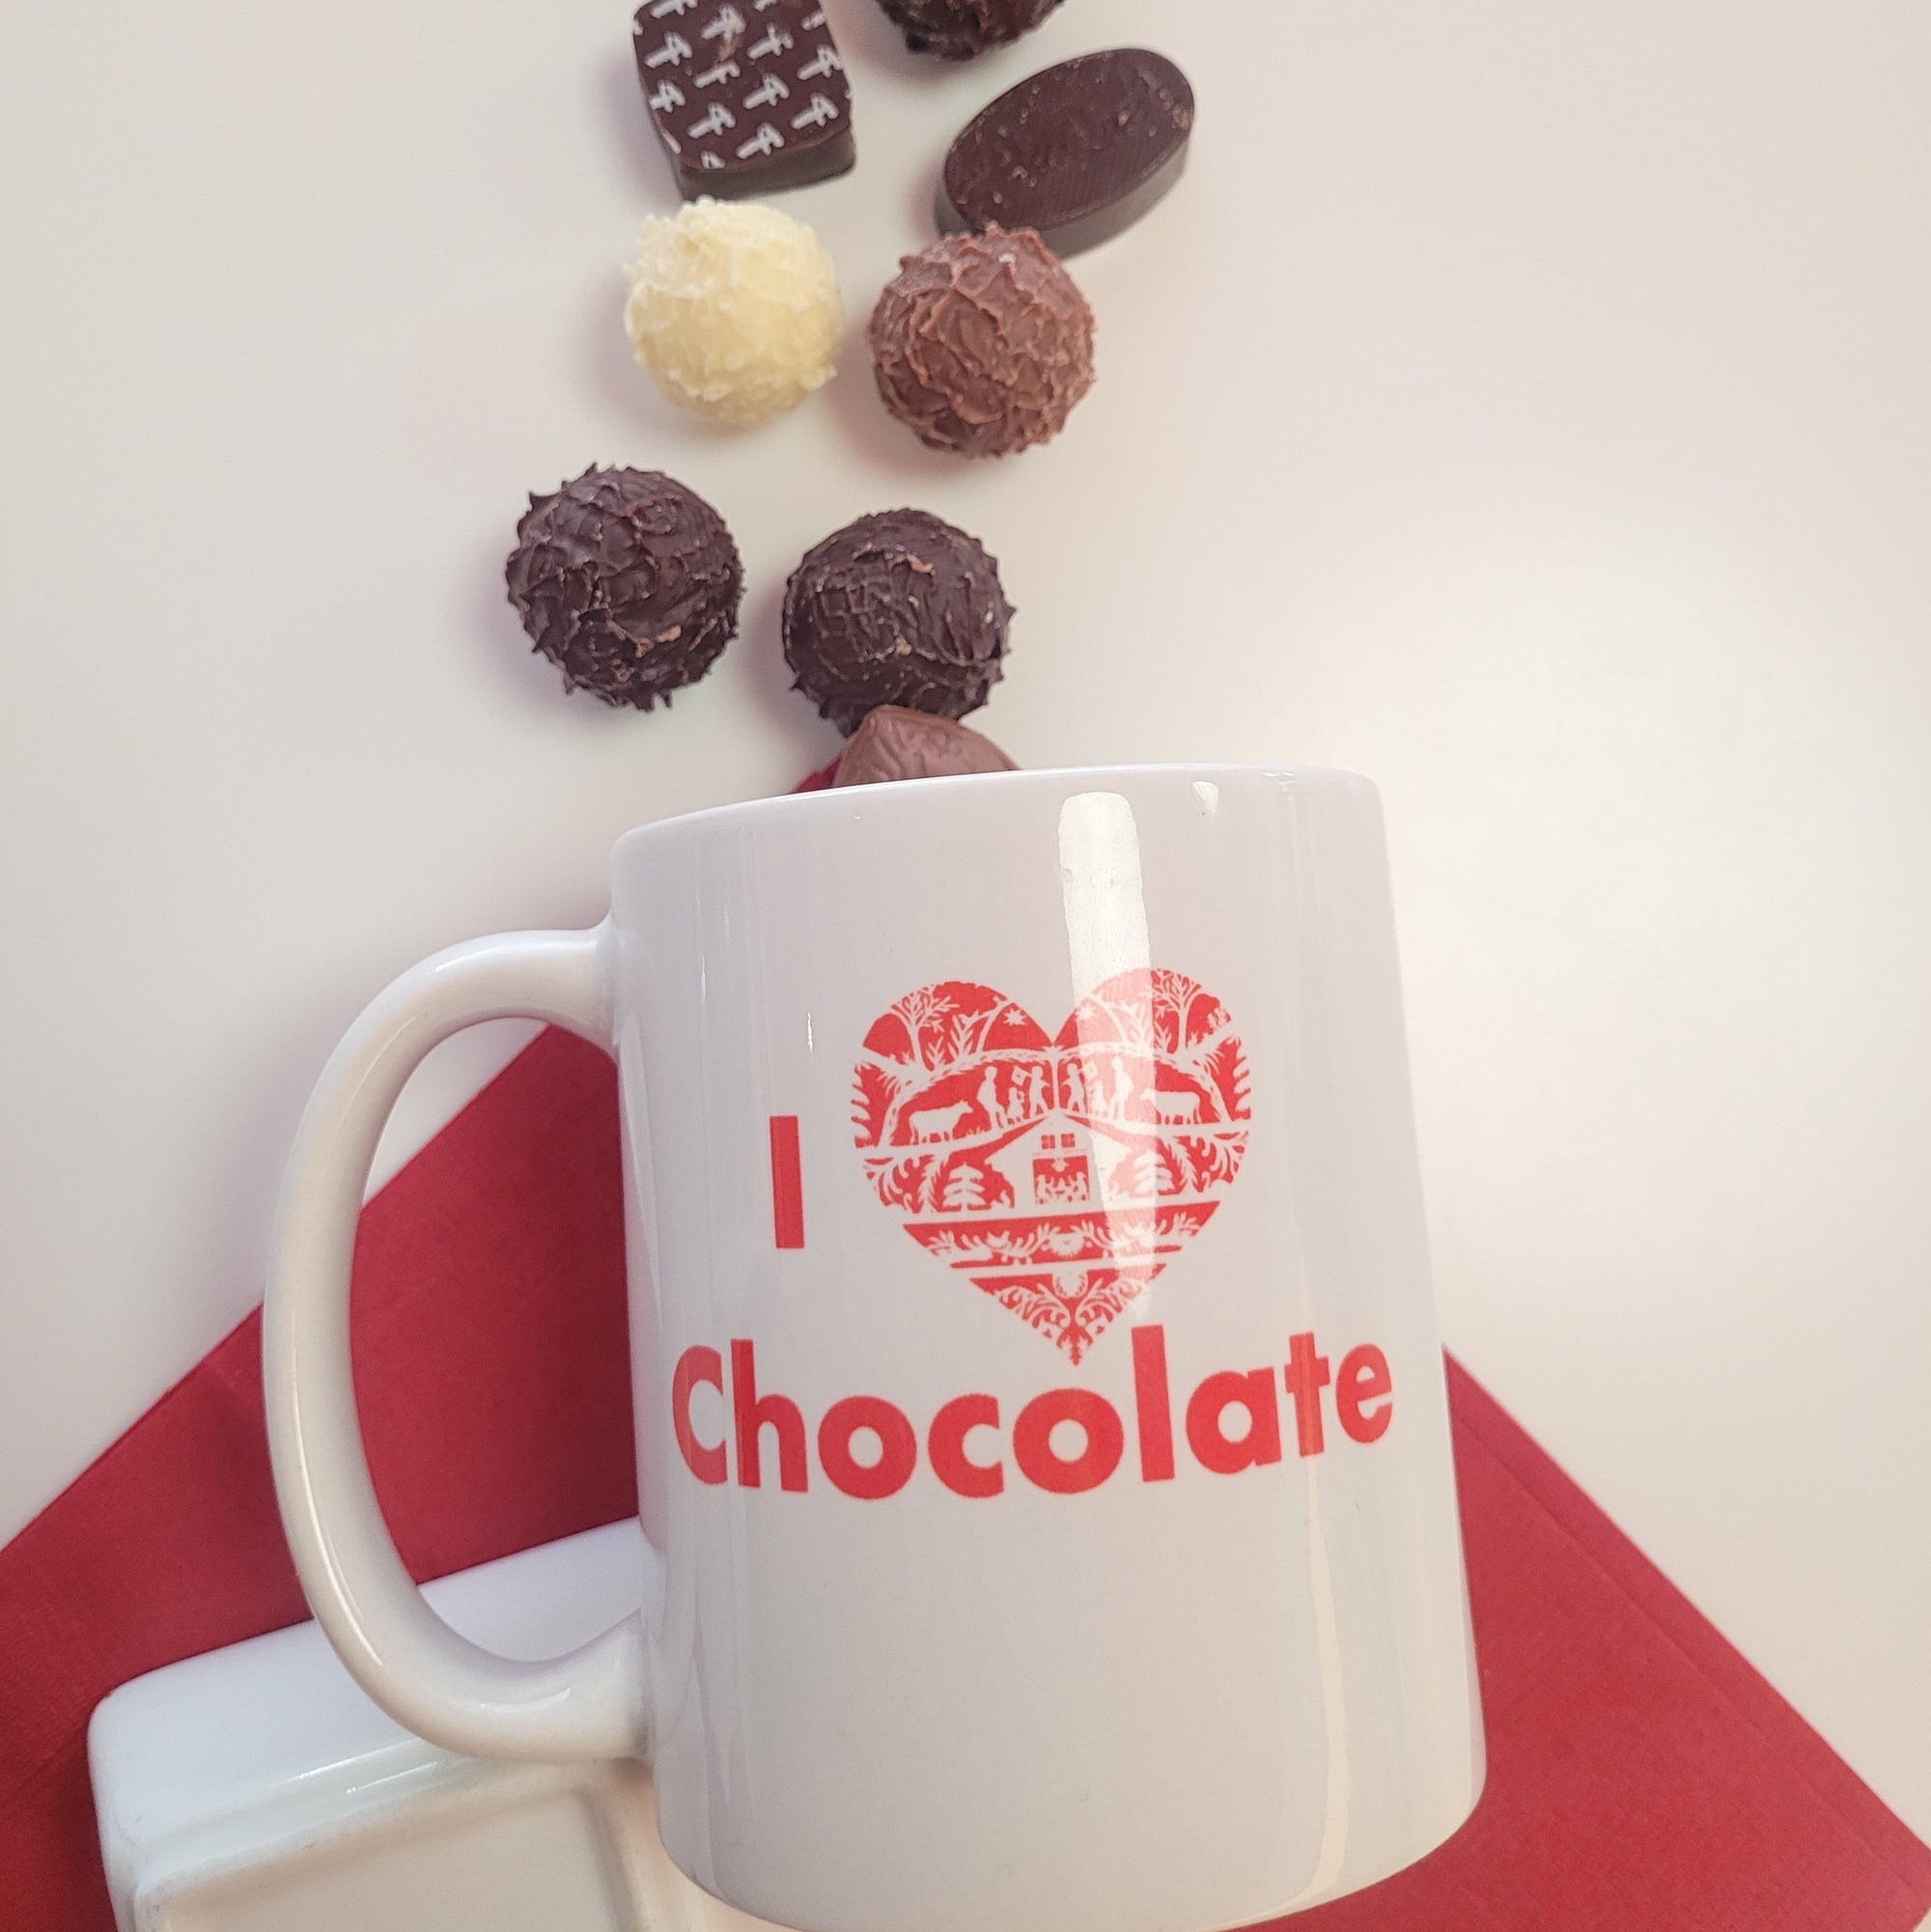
[[614, 760, 1377, 860]]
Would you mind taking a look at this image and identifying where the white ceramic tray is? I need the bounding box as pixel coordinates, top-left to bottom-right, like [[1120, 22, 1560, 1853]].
[[90, 1524, 770, 1932]]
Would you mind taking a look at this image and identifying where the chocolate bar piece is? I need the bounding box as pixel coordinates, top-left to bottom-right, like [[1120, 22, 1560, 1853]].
[[633, 0, 854, 199], [938, 48, 1193, 257]]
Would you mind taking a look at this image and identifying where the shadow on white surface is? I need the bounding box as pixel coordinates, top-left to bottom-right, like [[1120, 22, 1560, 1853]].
[[599, 44, 682, 213]]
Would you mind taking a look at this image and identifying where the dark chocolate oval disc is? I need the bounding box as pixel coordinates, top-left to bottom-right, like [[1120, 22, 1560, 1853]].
[[938, 48, 1194, 258]]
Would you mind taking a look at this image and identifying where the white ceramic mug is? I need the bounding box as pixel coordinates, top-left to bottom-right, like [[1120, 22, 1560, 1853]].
[[265, 764, 1484, 1932]]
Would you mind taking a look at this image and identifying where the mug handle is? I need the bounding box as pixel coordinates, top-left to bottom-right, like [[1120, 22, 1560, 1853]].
[[263, 924, 651, 1760]]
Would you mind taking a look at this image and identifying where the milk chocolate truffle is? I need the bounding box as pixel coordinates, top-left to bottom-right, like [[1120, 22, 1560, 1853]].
[[833, 706, 1017, 785], [875, 0, 1060, 60], [867, 227, 1094, 458], [783, 510, 1013, 733], [505, 467, 742, 709]]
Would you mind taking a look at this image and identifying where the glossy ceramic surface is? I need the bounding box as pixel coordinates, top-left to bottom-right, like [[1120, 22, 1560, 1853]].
[[265, 766, 1483, 1932], [90, 1525, 770, 1932]]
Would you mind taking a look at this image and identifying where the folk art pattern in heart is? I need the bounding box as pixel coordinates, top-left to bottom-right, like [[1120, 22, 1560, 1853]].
[[852, 970, 1251, 1361]]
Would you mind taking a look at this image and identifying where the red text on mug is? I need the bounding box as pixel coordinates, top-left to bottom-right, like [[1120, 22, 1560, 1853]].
[[671, 1326, 1394, 1501]]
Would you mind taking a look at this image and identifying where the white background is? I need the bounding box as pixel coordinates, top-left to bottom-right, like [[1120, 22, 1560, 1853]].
[[3, 0, 1927, 1843]]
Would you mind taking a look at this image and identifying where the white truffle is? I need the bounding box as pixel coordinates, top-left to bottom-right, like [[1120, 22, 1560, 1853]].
[[623, 200, 842, 429]]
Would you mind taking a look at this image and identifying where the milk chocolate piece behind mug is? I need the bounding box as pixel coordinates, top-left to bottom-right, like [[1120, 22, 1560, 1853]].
[[833, 706, 1018, 786], [633, 0, 854, 199], [938, 48, 1194, 257]]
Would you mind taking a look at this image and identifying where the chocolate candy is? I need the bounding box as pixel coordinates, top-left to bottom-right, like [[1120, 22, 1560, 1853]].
[[833, 706, 1017, 785], [505, 467, 742, 710], [867, 227, 1094, 458], [938, 49, 1194, 257], [633, 0, 854, 199], [783, 510, 1013, 733], [624, 201, 842, 427], [874, 0, 1059, 61]]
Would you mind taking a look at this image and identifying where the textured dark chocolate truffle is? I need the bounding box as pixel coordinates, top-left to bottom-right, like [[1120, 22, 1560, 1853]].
[[833, 706, 1018, 785], [783, 510, 1014, 734], [867, 227, 1094, 458], [504, 467, 742, 709], [875, 0, 1059, 60]]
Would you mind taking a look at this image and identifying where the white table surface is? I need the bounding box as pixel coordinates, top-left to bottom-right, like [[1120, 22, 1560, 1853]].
[[3, 0, 1927, 1845]]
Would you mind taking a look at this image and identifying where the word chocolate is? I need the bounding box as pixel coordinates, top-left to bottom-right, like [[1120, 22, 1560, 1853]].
[[672, 1324, 1394, 1499]]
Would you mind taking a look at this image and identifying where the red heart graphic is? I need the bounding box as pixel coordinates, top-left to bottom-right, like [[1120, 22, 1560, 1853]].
[[852, 970, 1250, 1361]]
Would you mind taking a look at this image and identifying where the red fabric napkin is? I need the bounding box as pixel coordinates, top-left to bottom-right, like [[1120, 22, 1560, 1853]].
[[4, 1022, 1929, 1929]]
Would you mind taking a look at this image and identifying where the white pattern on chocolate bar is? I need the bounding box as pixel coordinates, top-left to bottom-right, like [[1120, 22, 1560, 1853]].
[[636, 0, 850, 194]]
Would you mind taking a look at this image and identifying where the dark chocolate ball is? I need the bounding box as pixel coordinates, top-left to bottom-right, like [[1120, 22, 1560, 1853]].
[[867, 228, 1095, 459], [783, 510, 1014, 735], [504, 466, 742, 709], [875, 0, 1060, 60]]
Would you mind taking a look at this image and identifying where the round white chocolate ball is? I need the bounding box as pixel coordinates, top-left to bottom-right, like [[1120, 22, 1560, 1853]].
[[624, 200, 842, 429]]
